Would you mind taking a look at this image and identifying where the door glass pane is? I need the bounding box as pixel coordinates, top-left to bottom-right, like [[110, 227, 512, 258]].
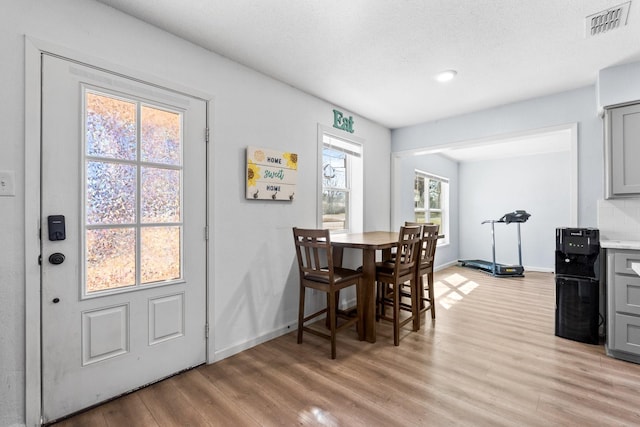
[[85, 92, 137, 160], [86, 161, 136, 225], [141, 105, 181, 166], [415, 211, 426, 223], [141, 226, 181, 284], [141, 167, 181, 223], [84, 89, 184, 296], [86, 228, 136, 292]]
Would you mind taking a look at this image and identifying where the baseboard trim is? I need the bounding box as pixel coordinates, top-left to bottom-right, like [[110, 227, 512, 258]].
[[212, 322, 297, 362], [524, 266, 554, 273], [434, 260, 459, 271]]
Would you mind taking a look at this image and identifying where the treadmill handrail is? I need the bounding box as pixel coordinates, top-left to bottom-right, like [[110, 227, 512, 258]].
[[481, 210, 531, 225]]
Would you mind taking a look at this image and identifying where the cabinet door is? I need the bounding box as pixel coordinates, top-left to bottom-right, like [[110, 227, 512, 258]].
[[614, 249, 640, 276], [609, 103, 640, 196], [613, 313, 640, 354], [614, 274, 640, 316]]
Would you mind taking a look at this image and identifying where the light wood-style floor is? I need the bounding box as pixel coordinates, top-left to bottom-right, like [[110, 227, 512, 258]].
[[54, 266, 640, 426]]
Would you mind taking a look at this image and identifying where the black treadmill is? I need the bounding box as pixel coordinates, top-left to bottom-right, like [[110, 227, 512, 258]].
[[459, 210, 531, 277]]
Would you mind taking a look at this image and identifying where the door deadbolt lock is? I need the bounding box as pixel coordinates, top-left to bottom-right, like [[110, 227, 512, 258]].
[[49, 253, 65, 265]]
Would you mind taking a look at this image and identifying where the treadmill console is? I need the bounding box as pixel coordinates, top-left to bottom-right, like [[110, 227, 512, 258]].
[[500, 210, 531, 224]]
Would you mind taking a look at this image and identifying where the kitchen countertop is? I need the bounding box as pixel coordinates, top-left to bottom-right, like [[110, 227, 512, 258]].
[[600, 240, 640, 250]]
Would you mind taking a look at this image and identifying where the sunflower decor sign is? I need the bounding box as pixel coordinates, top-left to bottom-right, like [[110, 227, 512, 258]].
[[246, 146, 298, 201]]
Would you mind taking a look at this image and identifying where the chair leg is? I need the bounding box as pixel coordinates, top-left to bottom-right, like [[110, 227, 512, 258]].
[[393, 283, 400, 346], [325, 293, 331, 329], [329, 289, 337, 359], [297, 284, 305, 344], [380, 282, 394, 320], [411, 278, 421, 331], [418, 273, 426, 311], [325, 291, 341, 328], [427, 272, 436, 319]]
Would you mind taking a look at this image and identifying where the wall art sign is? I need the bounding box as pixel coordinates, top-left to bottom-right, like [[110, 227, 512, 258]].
[[246, 146, 298, 201], [332, 109, 354, 133]]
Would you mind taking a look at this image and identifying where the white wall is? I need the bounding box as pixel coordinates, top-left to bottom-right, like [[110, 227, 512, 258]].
[[458, 151, 571, 270], [394, 153, 459, 268], [2, 1, 391, 425], [391, 86, 602, 229]]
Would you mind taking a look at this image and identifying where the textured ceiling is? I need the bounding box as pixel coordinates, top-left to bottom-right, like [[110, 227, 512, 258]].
[[96, 0, 640, 129]]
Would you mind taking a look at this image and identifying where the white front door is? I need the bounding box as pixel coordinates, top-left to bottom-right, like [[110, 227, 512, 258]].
[[41, 54, 208, 422]]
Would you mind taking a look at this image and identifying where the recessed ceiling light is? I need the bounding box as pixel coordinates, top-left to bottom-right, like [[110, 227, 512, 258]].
[[435, 70, 457, 83]]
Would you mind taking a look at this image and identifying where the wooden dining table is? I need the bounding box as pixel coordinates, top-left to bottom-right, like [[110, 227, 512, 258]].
[[330, 231, 399, 343]]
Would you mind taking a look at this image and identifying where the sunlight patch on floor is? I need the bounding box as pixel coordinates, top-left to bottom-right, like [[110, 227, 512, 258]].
[[439, 289, 463, 309], [434, 272, 479, 310], [433, 281, 450, 299], [442, 272, 468, 286], [458, 280, 479, 295]]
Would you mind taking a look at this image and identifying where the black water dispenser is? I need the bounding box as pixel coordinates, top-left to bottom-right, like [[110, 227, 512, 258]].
[[555, 228, 600, 344]]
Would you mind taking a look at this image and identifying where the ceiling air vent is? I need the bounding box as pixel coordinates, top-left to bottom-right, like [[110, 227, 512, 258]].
[[586, 1, 631, 37]]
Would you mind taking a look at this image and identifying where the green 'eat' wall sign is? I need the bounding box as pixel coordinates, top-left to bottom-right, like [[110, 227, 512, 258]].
[[332, 109, 354, 133]]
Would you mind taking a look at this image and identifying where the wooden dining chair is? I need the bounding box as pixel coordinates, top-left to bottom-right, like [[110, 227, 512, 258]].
[[406, 222, 440, 322], [292, 227, 363, 359], [375, 225, 422, 346]]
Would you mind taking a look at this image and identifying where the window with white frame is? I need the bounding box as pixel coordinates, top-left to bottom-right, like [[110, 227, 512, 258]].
[[414, 171, 449, 244], [319, 131, 363, 233]]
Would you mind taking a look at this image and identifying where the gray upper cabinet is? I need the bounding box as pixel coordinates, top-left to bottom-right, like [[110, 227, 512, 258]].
[[605, 102, 640, 198]]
